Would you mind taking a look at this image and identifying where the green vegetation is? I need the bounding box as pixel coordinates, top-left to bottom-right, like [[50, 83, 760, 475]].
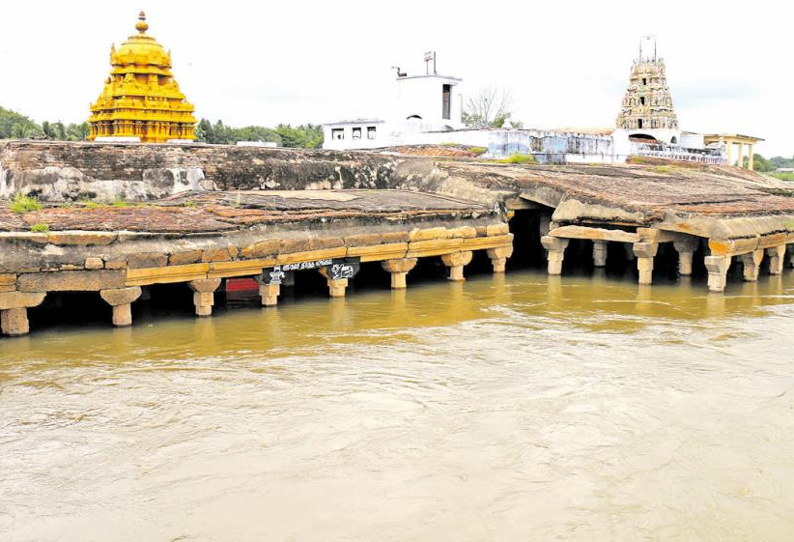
[[195, 119, 323, 148], [497, 153, 537, 164], [769, 172, 794, 183], [112, 196, 129, 208], [9, 194, 42, 213], [182, 200, 197, 208], [30, 223, 49, 233], [1, 105, 88, 141]]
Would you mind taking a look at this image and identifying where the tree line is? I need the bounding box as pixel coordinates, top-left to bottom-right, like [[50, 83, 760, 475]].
[[1, 106, 324, 148], [194, 119, 323, 148], [0, 106, 88, 141]]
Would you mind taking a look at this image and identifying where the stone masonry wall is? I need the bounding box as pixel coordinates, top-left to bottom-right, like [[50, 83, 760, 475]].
[[0, 141, 429, 202]]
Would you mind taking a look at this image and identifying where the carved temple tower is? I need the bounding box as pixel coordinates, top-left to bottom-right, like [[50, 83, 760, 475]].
[[616, 39, 680, 144], [88, 12, 196, 143]]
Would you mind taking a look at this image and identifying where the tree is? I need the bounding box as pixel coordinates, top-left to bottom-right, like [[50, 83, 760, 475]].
[[461, 86, 520, 129], [744, 153, 775, 172]]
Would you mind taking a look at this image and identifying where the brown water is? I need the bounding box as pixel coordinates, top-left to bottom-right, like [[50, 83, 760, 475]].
[[1, 270, 794, 542]]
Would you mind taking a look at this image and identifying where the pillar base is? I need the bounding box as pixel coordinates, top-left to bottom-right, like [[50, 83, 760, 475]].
[[705, 255, 731, 293], [673, 237, 699, 276], [381, 258, 418, 289], [593, 241, 608, 268], [486, 246, 513, 274], [100, 286, 142, 327], [441, 251, 473, 282], [740, 250, 764, 282], [541, 236, 568, 276], [327, 278, 348, 297], [1, 307, 29, 336], [188, 279, 222, 317], [767, 245, 786, 275], [633, 242, 658, 285], [259, 283, 280, 307]]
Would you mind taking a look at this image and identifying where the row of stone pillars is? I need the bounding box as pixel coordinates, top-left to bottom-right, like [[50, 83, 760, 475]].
[[0, 248, 517, 336], [541, 234, 792, 292]]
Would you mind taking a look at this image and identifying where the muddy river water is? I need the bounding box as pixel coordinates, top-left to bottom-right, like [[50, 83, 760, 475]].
[[1, 270, 793, 541]]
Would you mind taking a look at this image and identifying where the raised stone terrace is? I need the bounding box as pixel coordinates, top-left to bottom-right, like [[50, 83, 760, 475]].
[[1, 140, 793, 337]]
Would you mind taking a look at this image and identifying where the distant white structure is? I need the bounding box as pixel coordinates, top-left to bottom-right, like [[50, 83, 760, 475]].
[[324, 52, 462, 151], [323, 50, 729, 166]]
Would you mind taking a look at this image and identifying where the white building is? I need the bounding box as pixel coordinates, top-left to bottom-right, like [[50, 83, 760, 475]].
[[323, 54, 462, 151]]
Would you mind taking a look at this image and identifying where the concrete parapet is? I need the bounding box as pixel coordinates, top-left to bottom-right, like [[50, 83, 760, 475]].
[[441, 251, 473, 282]]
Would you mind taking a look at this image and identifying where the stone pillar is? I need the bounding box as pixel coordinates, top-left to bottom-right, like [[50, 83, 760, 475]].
[[0, 292, 47, 336], [767, 245, 786, 275], [539, 214, 552, 237], [705, 255, 732, 293], [632, 242, 658, 285], [747, 144, 754, 170], [486, 246, 514, 273], [592, 241, 608, 267], [381, 258, 418, 289], [541, 236, 568, 275], [740, 250, 764, 282], [441, 251, 474, 281], [737, 142, 744, 169], [725, 140, 733, 166], [259, 283, 280, 306], [673, 237, 699, 276], [624, 243, 636, 261], [188, 278, 222, 317], [100, 286, 142, 327]]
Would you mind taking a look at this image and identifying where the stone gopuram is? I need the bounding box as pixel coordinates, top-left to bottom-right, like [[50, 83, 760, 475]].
[[616, 42, 680, 144], [87, 12, 196, 143]]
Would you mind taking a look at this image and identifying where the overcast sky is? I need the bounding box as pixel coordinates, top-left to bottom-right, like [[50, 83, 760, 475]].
[[1, 0, 789, 156]]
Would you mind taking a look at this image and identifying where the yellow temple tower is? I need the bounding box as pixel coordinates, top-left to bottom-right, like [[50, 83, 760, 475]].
[[88, 12, 196, 143]]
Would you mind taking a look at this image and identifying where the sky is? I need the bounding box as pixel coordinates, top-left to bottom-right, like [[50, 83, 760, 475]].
[[1, 0, 790, 156]]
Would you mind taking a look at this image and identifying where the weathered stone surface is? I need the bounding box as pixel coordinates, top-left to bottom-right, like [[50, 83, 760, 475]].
[[381, 258, 418, 274], [46, 232, 117, 246], [486, 224, 510, 236], [240, 240, 280, 259], [17, 270, 125, 292], [0, 291, 46, 310], [168, 249, 202, 266], [84, 257, 104, 270], [202, 247, 234, 263], [127, 252, 167, 269], [448, 226, 477, 239], [705, 255, 732, 293], [0, 273, 16, 293], [1, 308, 29, 336], [344, 232, 409, 247], [100, 287, 142, 306], [279, 238, 313, 254], [409, 227, 449, 242], [188, 278, 222, 294], [105, 260, 128, 270]]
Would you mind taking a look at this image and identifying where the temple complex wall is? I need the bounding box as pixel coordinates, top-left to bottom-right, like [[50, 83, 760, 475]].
[[0, 141, 424, 202]]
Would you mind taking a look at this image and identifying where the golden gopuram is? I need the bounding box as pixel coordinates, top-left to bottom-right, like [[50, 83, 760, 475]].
[[87, 12, 196, 143]]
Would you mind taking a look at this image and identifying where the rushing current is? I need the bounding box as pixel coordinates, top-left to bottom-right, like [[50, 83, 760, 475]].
[[1, 269, 793, 542]]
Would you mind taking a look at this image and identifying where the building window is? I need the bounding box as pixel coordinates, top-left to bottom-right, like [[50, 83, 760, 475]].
[[332, 128, 344, 140], [367, 126, 377, 139], [638, 119, 644, 129], [352, 127, 362, 139], [642, 78, 647, 85], [442, 84, 452, 120], [640, 97, 645, 106]]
